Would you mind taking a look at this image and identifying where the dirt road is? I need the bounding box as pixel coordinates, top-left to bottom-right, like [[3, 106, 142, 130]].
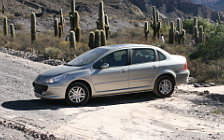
[[0, 52, 224, 140]]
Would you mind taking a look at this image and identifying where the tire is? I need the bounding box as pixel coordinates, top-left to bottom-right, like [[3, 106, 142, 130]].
[[154, 75, 175, 98], [65, 82, 90, 106]]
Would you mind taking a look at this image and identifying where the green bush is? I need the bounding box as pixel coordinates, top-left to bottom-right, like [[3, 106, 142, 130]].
[[44, 47, 62, 59], [190, 24, 224, 60], [183, 18, 215, 34]]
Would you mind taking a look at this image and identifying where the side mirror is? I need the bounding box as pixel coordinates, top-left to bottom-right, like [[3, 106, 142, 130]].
[[100, 63, 109, 69]]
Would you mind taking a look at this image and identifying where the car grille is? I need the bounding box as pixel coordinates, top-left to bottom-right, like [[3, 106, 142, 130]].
[[33, 82, 48, 95]]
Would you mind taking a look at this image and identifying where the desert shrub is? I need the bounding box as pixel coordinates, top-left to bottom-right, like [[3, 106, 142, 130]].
[[14, 12, 24, 17], [44, 47, 62, 59], [189, 59, 224, 83], [190, 24, 224, 61], [183, 17, 215, 34], [15, 24, 25, 30]]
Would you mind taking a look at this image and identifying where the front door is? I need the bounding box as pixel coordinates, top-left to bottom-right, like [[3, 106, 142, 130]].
[[92, 49, 129, 93]]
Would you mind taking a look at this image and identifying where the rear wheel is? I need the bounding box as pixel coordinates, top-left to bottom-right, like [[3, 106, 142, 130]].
[[154, 76, 175, 97], [65, 82, 90, 106]]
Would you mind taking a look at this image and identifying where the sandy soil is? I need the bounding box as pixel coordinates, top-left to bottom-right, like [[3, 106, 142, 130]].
[[0, 52, 224, 140]]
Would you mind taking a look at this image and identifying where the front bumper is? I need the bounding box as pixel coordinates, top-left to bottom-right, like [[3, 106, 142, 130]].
[[33, 82, 67, 99], [176, 70, 190, 86]]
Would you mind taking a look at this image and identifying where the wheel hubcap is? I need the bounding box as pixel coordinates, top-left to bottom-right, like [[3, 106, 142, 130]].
[[68, 86, 85, 103], [159, 79, 172, 95]]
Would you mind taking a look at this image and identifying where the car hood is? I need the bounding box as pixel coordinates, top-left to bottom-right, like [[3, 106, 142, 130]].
[[40, 65, 85, 77]]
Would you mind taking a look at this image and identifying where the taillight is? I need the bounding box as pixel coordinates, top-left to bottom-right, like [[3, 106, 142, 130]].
[[183, 63, 188, 70]]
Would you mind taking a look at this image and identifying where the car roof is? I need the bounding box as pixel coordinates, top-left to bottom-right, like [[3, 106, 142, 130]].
[[99, 44, 170, 55], [100, 44, 155, 49]]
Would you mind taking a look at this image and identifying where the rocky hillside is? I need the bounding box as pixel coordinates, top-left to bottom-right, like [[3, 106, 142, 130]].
[[192, 0, 224, 11], [1, 0, 222, 21]]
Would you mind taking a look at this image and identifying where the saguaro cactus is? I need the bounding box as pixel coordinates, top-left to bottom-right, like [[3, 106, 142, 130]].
[[199, 26, 205, 44], [105, 14, 110, 39], [69, 0, 81, 41], [144, 21, 150, 41], [70, 0, 75, 15], [100, 30, 106, 46], [54, 18, 59, 37], [176, 18, 182, 33], [169, 21, 176, 44], [193, 17, 198, 28], [2, 2, 5, 14], [58, 25, 62, 38], [150, 6, 161, 40], [176, 18, 186, 44], [88, 31, 95, 49], [9, 23, 15, 38], [59, 9, 64, 33], [193, 18, 199, 44], [3, 17, 8, 36], [98, 1, 105, 30], [69, 31, 76, 48], [31, 12, 37, 43], [217, 12, 222, 24], [70, 11, 81, 42], [94, 30, 101, 47]]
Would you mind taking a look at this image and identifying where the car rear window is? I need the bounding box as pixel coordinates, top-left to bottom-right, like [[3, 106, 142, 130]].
[[158, 51, 167, 61]]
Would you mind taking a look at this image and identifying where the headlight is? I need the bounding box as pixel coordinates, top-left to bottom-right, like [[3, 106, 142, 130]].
[[46, 75, 66, 84]]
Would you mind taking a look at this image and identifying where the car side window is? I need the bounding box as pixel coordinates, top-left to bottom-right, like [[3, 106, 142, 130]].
[[158, 51, 167, 61], [93, 50, 128, 69], [132, 48, 155, 64]]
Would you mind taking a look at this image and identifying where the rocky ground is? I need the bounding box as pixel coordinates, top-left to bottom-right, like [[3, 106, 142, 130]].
[[0, 51, 224, 140]]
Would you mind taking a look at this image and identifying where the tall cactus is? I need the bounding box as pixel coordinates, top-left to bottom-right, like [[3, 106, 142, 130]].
[[193, 17, 198, 28], [169, 21, 175, 44], [176, 18, 182, 33], [54, 18, 59, 37], [75, 27, 80, 42], [69, 31, 76, 48], [70, 0, 75, 16], [70, 5, 81, 42], [199, 26, 205, 44], [94, 30, 101, 47], [193, 17, 199, 44], [3, 17, 8, 36], [175, 31, 180, 43], [150, 6, 161, 40], [144, 21, 150, 41], [58, 25, 62, 38], [2, 2, 5, 14], [218, 12, 221, 24], [88, 31, 95, 49], [31, 12, 37, 43], [105, 14, 110, 39], [176, 18, 185, 44], [9, 23, 15, 38], [96, 1, 110, 40], [59, 9, 64, 33], [98, 1, 105, 30], [100, 30, 106, 46]]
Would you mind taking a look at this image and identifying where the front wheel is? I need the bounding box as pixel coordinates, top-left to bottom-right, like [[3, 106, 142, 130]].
[[154, 76, 175, 98], [65, 82, 90, 106]]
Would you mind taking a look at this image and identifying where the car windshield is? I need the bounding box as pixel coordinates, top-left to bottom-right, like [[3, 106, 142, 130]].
[[67, 48, 109, 66]]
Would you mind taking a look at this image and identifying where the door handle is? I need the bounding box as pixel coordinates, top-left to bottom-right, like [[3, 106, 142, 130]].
[[122, 69, 127, 73], [152, 65, 157, 69]]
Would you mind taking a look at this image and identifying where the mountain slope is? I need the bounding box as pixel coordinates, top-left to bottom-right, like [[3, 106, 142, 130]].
[[1, 0, 222, 23]]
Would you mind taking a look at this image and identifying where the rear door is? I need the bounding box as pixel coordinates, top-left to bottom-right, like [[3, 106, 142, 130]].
[[129, 48, 159, 89]]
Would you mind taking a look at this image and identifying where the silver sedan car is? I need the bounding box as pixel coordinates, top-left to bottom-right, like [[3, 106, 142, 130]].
[[33, 44, 190, 105]]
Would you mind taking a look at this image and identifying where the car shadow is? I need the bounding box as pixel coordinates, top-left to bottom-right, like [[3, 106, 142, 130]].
[[1, 92, 158, 111]]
